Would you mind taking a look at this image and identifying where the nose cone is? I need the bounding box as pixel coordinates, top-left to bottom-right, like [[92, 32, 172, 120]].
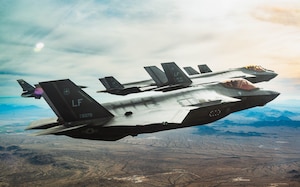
[[245, 71, 278, 83], [268, 71, 278, 80], [269, 90, 280, 100], [261, 71, 278, 82], [259, 90, 280, 106]]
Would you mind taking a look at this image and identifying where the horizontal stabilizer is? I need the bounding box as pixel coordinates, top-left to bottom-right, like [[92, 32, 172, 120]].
[[33, 124, 87, 136], [26, 118, 58, 130]]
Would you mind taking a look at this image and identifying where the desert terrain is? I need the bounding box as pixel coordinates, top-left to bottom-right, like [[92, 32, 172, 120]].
[[0, 124, 299, 187]]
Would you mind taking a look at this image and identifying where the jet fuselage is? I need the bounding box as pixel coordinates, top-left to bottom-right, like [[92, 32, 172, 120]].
[[49, 80, 279, 141]]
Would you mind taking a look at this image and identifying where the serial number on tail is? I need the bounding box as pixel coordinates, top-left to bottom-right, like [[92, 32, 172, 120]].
[[79, 113, 93, 119]]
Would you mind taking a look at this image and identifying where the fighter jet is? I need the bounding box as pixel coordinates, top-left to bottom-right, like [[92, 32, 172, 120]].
[[98, 62, 278, 96], [26, 70, 279, 141], [17, 79, 87, 99], [17, 79, 43, 99], [148, 63, 277, 85], [97, 66, 168, 95], [186, 64, 277, 84], [97, 76, 156, 96]]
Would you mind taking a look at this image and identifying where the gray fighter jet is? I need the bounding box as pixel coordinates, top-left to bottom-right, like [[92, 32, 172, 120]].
[[17, 79, 43, 99], [17, 79, 87, 99], [185, 64, 277, 83], [98, 63, 277, 96], [97, 76, 156, 95], [26, 71, 279, 141]]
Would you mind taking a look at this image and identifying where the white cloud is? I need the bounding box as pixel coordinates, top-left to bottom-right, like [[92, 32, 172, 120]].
[[1, 0, 300, 98]]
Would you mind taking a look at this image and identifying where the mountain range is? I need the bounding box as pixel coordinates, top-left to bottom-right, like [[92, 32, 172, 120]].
[[0, 101, 299, 136]]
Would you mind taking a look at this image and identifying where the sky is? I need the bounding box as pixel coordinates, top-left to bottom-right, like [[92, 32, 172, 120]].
[[1, 0, 300, 104]]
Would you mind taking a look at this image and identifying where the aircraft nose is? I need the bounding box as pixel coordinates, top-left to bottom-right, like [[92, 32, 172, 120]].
[[263, 70, 278, 81], [264, 90, 280, 104], [270, 72, 278, 79], [270, 90, 280, 98]]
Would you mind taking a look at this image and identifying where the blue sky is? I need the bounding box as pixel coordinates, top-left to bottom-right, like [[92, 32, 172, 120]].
[[1, 0, 300, 104]]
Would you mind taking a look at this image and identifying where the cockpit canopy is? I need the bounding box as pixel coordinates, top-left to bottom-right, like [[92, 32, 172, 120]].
[[245, 65, 267, 72], [222, 79, 258, 91]]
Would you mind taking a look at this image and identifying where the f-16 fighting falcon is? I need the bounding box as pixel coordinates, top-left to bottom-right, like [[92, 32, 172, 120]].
[[98, 62, 278, 96], [26, 64, 279, 141]]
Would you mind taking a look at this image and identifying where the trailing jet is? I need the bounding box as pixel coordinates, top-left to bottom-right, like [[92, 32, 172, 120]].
[[26, 71, 279, 141], [17, 79, 87, 99], [97, 66, 168, 95], [97, 76, 156, 96], [17, 79, 43, 99], [98, 63, 278, 96], [187, 64, 277, 83]]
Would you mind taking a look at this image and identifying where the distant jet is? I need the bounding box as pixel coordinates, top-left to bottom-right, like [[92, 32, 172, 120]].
[[17, 79, 43, 99], [98, 63, 278, 96], [97, 66, 168, 95], [26, 68, 279, 141], [188, 64, 277, 84], [97, 76, 155, 96], [17, 79, 87, 99]]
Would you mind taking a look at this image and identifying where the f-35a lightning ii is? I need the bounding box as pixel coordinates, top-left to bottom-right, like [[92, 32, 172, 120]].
[[17, 79, 43, 99], [26, 65, 279, 141], [17, 79, 87, 99], [98, 62, 278, 96]]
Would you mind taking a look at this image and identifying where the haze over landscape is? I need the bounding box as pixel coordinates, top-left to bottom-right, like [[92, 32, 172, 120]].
[[0, 0, 300, 186]]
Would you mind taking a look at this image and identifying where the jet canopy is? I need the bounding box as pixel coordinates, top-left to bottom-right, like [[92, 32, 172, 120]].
[[222, 79, 258, 91], [245, 65, 267, 72]]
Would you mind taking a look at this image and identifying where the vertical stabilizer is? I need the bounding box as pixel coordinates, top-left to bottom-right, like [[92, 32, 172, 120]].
[[198, 64, 212, 73], [161, 62, 192, 86], [99, 76, 124, 90], [183, 66, 200, 75], [17, 79, 35, 92], [39, 79, 114, 122], [144, 66, 168, 87]]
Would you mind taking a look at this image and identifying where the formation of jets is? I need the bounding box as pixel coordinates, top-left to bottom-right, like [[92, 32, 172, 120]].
[[18, 62, 279, 141]]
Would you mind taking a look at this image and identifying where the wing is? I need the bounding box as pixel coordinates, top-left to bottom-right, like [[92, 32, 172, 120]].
[[104, 89, 240, 127]]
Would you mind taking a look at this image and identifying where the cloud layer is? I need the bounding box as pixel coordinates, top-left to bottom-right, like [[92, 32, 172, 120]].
[[1, 0, 300, 100]]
